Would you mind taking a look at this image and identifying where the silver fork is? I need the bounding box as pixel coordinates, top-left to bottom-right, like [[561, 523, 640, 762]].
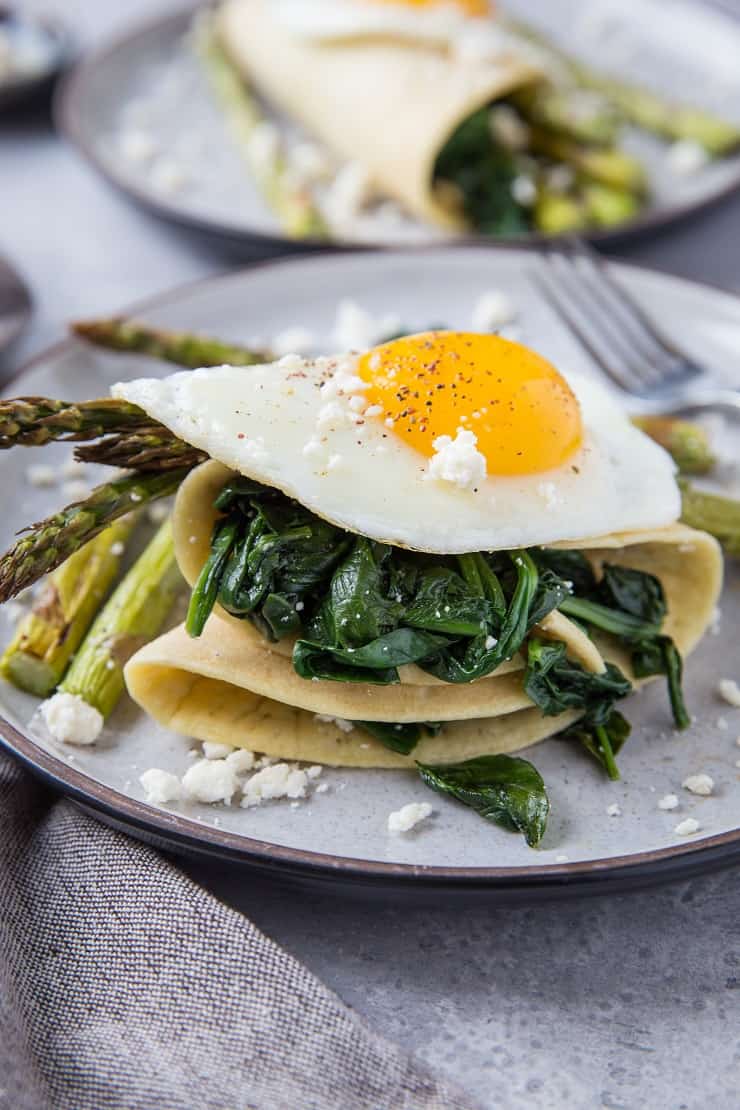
[[530, 237, 740, 414]]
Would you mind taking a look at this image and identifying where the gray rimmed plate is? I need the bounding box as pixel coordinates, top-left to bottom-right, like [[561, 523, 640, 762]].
[[57, 0, 740, 255], [1, 246, 740, 899]]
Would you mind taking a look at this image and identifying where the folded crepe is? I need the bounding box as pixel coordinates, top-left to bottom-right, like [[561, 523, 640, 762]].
[[216, 0, 541, 230], [124, 460, 722, 769]]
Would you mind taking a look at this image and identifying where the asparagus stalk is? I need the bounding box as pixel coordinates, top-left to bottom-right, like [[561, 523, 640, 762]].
[[0, 517, 136, 697], [59, 519, 182, 717], [581, 182, 641, 228], [194, 16, 330, 240], [1, 397, 150, 449], [574, 72, 740, 157], [508, 19, 740, 156], [679, 481, 740, 557], [0, 468, 189, 603], [509, 84, 620, 146], [73, 319, 270, 369], [76, 430, 207, 472], [528, 127, 648, 194], [533, 188, 586, 234], [633, 416, 716, 476]]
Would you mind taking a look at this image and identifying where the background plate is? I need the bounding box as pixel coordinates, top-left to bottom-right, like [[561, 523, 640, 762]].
[[1, 246, 740, 896], [57, 0, 740, 253]]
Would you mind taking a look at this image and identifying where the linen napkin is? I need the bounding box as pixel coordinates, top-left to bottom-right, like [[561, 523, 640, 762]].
[[0, 753, 474, 1110]]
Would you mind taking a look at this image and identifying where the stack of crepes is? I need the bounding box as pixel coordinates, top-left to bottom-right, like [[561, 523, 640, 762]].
[[214, 0, 543, 230], [122, 335, 722, 770]]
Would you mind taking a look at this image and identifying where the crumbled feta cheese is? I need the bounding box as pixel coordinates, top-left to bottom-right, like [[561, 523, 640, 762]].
[[314, 714, 354, 733], [40, 693, 104, 746], [148, 501, 170, 525], [315, 782, 329, 794], [387, 802, 433, 834], [246, 120, 280, 170], [149, 157, 188, 194], [225, 748, 256, 774], [316, 400, 348, 431], [140, 768, 182, 804], [306, 765, 323, 779], [271, 326, 316, 357], [428, 427, 486, 491], [682, 773, 714, 796], [471, 290, 516, 332], [718, 678, 740, 708], [203, 740, 235, 760], [295, 601, 305, 611], [716, 717, 729, 731], [331, 299, 399, 352], [110, 541, 125, 557], [288, 141, 331, 184], [484, 635, 498, 650], [658, 793, 679, 811], [488, 104, 530, 150], [241, 763, 309, 807], [323, 162, 373, 234], [62, 479, 90, 501], [511, 174, 537, 206], [674, 817, 701, 837], [606, 803, 622, 817], [26, 464, 57, 488], [666, 139, 708, 176], [119, 128, 157, 164], [554, 854, 569, 863], [182, 759, 238, 804]]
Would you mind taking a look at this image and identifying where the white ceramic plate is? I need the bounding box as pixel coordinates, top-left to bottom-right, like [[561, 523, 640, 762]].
[[2, 247, 740, 897], [57, 0, 740, 253]]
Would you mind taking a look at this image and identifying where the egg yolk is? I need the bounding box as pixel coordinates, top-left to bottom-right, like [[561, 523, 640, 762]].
[[357, 331, 583, 477], [367, 0, 490, 16]]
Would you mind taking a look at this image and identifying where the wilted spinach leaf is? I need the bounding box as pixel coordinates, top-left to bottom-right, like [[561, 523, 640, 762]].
[[357, 720, 441, 755], [417, 754, 549, 847]]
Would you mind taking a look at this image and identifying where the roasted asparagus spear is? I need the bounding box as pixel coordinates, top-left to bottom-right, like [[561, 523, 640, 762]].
[[0, 517, 135, 697], [73, 318, 270, 369], [59, 519, 181, 717]]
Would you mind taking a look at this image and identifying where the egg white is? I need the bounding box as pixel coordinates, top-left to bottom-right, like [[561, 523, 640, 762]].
[[271, 0, 494, 48], [113, 354, 681, 554]]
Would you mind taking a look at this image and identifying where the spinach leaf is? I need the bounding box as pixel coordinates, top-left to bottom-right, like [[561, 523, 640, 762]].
[[524, 638, 632, 780], [560, 711, 631, 781], [533, 548, 597, 597], [292, 627, 451, 684], [186, 517, 240, 637], [559, 562, 688, 731], [357, 720, 441, 756], [417, 754, 549, 847], [434, 108, 529, 237]]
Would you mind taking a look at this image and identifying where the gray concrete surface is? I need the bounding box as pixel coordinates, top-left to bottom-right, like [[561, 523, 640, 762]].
[[2, 3, 739, 1107]]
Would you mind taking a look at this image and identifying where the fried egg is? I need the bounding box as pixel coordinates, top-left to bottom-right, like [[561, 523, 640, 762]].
[[113, 331, 681, 553], [272, 0, 495, 47]]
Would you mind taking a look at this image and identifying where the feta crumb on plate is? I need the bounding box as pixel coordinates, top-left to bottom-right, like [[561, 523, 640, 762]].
[[658, 793, 679, 811], [26, 464, 57, 488], [39, 692, 104, 746], [140, 768, 182, 804], [225, 748, 256, 773], [666, 138, 708, 176], [387, 802, 433, 834], [428, 427, 486, 491], [674, 817, 701, 837], [182, 759, 238, 804], [470, 289, 516, 332], [717, 678, 740, 708], [242, 763, 308, 808], [606, 803, 622, 817], [202, 740, 235, 760], [682, 773, 714, 796]]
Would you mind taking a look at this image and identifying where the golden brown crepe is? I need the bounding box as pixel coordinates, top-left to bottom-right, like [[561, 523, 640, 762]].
[[216, 0, 540, 230], [124, 461, 722, 768]]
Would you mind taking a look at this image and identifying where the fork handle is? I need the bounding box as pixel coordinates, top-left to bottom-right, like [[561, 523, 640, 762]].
[[630, 386, 740, 416]]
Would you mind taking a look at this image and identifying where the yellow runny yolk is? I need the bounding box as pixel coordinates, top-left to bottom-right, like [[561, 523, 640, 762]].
[[366, 0, 490, 16], [357, 331, 583, 478]]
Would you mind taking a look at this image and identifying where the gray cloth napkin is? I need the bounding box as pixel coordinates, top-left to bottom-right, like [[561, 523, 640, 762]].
[[0, 754, 474, 1110]]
